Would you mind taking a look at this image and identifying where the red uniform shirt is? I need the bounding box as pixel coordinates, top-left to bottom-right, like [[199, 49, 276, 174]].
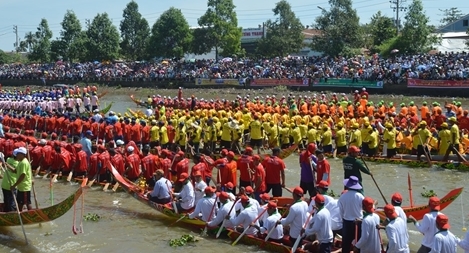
[[111, 153, 125, 175], [98, 151, 111, 175], [89, 153, 100, 178], [30, 146, 43, 168], [175, 158, 189, 180], [220, 160, 237, 187], [261, 156, 285, 184], [236, 155, 253, 182], [57, 148, 72, 173], [141, 154, 158, 180], [201, 155, 214, 178], [75, 150, 89, 173], [316, 159, 331, 185], [253, 163, 266, 193], [125, 153, 141, 180], [190, 162, 207, 181], [160, 157, 172, 179]]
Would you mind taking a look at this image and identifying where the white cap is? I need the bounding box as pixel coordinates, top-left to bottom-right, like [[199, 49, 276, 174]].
[[16, 147, 27, 155], [116, 140, 124, 145], [39, 139, 47, 145], [127, 146, 135, 152], [13, 149, 19, 156]]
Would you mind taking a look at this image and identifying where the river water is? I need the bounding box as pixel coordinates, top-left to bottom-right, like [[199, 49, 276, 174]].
[[0, 95, 467, 253]]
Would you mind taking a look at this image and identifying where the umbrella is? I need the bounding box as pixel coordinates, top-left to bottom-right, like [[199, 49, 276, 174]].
[[93, 61, 99, 64], [222, 57, 232, 63], [255, 65, 262, 69], [391, 49, 399, 53]]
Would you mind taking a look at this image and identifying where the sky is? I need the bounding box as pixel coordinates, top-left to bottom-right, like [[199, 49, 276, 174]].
[[0, 0, 468, 51]]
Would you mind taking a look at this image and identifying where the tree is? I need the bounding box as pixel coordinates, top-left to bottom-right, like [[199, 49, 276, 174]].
[[120, 1, 150, 60], [28, 18, 53, 62], [400, 0, 439, 54], [86, 13, 120, 61], [148, 7, 192, 58], [58, 10, 85, 61], [368, 11, 397, 46], [19, 32, 38, 53], [466, 27, 469, 49], [439, 7, 464, 26], [198, 0, 242, 59], [256, 0, 304, 57], [311, 0, 362, 56], [0, 50, 10, 64], [191, 28, 213, 55]]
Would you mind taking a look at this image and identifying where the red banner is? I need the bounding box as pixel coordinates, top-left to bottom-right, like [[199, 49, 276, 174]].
[[407, 78, 469, 88], [250, 78, 309, 87]]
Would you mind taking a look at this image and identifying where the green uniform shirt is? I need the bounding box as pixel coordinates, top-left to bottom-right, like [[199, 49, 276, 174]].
[[15, 158, 32, 192], [1, 157, 18, 190], [343, 156, 370, 183]]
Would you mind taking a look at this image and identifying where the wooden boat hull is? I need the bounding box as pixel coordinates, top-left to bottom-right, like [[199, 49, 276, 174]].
[[110, 165, 207, 229], [0, 187, 82, 226], [227, 229, 341, 253]]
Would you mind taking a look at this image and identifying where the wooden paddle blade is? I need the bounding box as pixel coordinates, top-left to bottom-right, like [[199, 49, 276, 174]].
[[103, 183, 110, 191], [42, 172, 50, 179], [87, 179, 96, 187], [51, 174, 59, 182], [66, 171, 73, 182], [81, 177, 88, 187], [34, 166, 41, 177], [112, 182, 119, 192]]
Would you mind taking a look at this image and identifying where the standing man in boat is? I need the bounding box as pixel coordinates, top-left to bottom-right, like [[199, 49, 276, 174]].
[[173, 173, 195, 213], [1, 149, 18, 212], [147, 169, 172, 204], [338, 176, 364, 253], [408, 196, 443, 253], [81, 130, 93, 161], [262, 147, 286, 197], [443, 117, 465, 162], [277, 187, 309, 246], [299, 143, 317, 198], [10, 147, 33, 210], [342, 146, 371, 187]]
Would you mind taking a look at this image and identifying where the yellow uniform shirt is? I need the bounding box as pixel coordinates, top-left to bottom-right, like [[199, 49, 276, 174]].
[[335, 128, 347, 147]]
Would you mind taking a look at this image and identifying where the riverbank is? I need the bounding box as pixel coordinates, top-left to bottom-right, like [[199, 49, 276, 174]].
[[1, 78, 469, 97]]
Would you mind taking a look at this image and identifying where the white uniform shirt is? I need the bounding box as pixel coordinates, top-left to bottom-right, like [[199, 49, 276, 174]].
[[415, 211, 441, 248], [188, 196, 217, 222], [386, 217, 410, 253], [457, 230, 469, 253], [430, 230, 457, 253], [305, 207, 333, 244], [207, 200, 236, 228], [338, 190, 364, 221], [394, 205, 407, 224], [150, 178, 172, 199], [355, 213, 381, 252], [230, 204, 259, 236], [325, 198, 342, 231], [194, 180, 207, 204], [260, 211, 283, 240], [173, 182, 195, 210], [281, 200, 309, 239]]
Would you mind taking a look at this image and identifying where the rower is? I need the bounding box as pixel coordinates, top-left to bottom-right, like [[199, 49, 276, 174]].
[[303, 194, 333, 252], [188, 186, 217, 222], [409, 196, 443, 253], [314, 181, 342, 237], [379, 204, 410, 253], [354, 197, 381, 253], [206, 192, 235, 229], [172, 173, 195, 213], [390, 192, 408, 224], [276, 186, 309, 246], [431, 214, 457, 253], [193, 171, 207, 204], [147, 169, 172, 204], [253, 201, 283, 243], [457, 227, 469, 252], [228, 195, 259, 236], [338, 176, 364, 253]]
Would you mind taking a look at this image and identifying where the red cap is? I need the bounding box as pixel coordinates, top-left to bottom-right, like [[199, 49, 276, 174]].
[[51, 133, 57, 138], [225, 182, 234, 189], [41, 132, 48, 138], [436, 214, 450, 229], [245, 147, 253, 153], [227, 151, 235, 159], [61, 135, 68, 141], [260, 193, 271, 201], [193, 171, 202, 177], [252, 155, 261, 161], [267, 201, 277, 209], [245, 186, 254, 194], [240, 195, 250, 203], [362, 197, 375, 213], [204, 186, 215, 194], [429, 197, 441, 211], [307, 143, 316, 153], [391, 192, 403, 204], [314, 194, 325, 205], [177, 151, 185, 157], [221, 149, 229, 156], [317, 180, 329, 189], [384, 204, 398, 219], [348, 145, 360, 153], [178, 173, 189, 182], [218, 191, 229, 200], [98, 145, 106, 151], [293, 186, 304, 196], [74, 143, 82, 149]]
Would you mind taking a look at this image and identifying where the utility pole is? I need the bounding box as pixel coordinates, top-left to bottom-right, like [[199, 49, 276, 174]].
[[13, 25, 19, 51], [390, 0, 407, 35]]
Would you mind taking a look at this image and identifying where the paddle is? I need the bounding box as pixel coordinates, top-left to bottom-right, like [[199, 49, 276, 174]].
[[291, 210, 314, 253], [282, 186, 293, 194], [34, 165, 42, 178], [417, 133, 432, 167], [232, 207, 268, 246], [103, 182, 110, 191], [360, 154, 388, 205], [32, 181, 40, 210], [408, 172, 414, 208], [170, 214, 187, 226], [81, 176, 88, 187], [216, 199, 239, 238], [88, 162, 104, 187], [0, 162, 28, 245], [112, 182, 119, 192], [202, 196, 218, 236], [264, 206, 289, 242], [166, 180, 178, 214]]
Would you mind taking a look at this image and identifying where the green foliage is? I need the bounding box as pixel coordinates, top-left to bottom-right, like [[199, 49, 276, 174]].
[[311, 0, 362, 56], [421, 187, 437, 198], [327, 190, 336, 197], [148, 7, 192, 59], [28, 19, 53, 62], [120, 1, 150, 60], [169, 234, 198, 247], [256, 0, 304, 57], [399, 0, 439, 54], [86, 13, 121, 61], [198, 0, 243, 58], [369, 11, 397, 47], [19, 32, 38, 53], [439, 8, 464, 26], [377, 37, 404, 57], [191, 28, 213, 55], [0, 50, 10, 64], [55, 10, 85, 62], [83, 213, 101, 221], [466, 28, 469, 49]]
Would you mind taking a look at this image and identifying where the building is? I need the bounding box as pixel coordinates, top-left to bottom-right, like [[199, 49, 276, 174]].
[[433, 32, 468, 52], [435, 14, 469, 33]]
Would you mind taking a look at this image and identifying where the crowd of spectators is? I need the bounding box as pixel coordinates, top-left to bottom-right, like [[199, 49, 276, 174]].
[[0, 51, 467, 84]]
